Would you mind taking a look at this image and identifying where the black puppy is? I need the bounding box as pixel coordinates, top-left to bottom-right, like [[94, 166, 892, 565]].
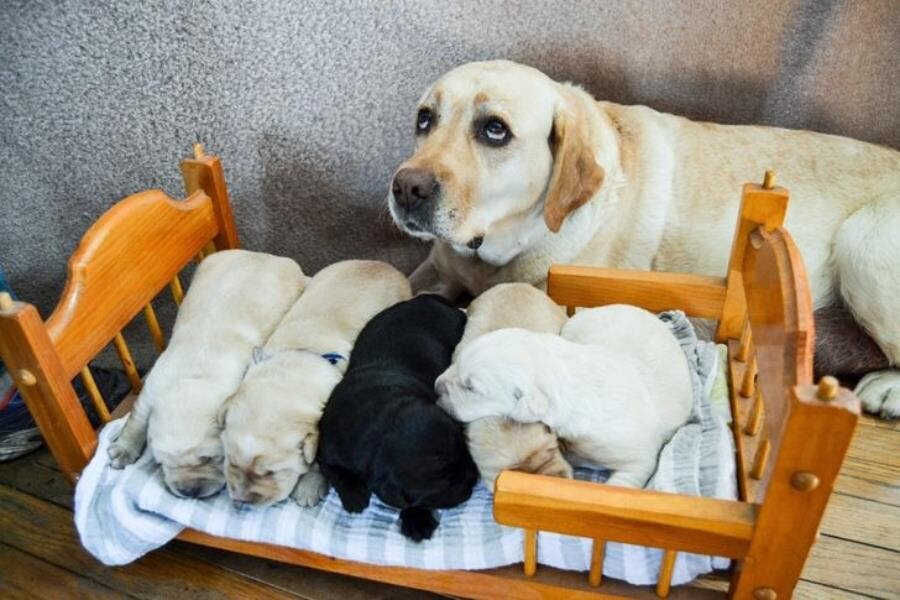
[[317, 294, 478, 541]]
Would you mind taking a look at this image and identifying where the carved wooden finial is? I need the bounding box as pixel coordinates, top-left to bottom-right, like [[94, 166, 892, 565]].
[[0, 292, 12, 312], [193, 142, 205, 160], [817, 375, 839, 401], [762, 170, 776, 190]]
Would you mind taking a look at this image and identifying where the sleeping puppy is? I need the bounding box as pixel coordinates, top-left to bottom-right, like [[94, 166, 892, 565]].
[[465, 417, 572, 490], [454, 283, 572, 488], [436, 313, 693, 488], [221, 260, 411, 508], [317, 295, 479, 541], [107, 250, 305, 498]]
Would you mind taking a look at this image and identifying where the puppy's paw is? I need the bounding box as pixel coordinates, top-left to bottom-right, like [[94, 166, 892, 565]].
[[108, 441, 141, 469], [291, 471, 330, 508], [400, 507, 438, 542], [339, 486, 371, 513], [856, 370, 900, 419], [539, 454, 574, 480]]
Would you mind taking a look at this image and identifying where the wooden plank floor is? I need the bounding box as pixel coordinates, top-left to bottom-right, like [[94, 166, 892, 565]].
[[0, 416, 896, 599]]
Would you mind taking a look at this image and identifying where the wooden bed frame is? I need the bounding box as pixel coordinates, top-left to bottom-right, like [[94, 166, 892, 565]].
[[0, 147, 860, 599]]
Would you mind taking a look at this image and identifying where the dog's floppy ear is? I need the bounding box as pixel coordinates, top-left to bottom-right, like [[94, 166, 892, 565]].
[[511, 385, 549, 421], [300, 431, 318, 465], [216, 403, 229, 429], [543, 90, 605, 233]]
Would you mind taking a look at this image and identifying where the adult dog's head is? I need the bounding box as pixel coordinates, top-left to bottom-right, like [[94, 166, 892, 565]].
[[388, 60, 609, 266]]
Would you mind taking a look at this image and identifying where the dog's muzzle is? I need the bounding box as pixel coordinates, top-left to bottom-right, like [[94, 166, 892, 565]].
[[391, 167, 439, 233]]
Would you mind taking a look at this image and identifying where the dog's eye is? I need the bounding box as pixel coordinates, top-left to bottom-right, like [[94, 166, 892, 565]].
[[416, 108, 433, 134], [477, 117, 511, 146]]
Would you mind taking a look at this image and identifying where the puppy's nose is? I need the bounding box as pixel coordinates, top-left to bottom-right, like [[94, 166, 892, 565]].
[[176, 482, 203, 498], [392, 167, 438, 213]]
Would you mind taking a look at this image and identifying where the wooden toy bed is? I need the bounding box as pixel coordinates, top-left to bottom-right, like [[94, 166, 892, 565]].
[[0, 147, 860, 599]]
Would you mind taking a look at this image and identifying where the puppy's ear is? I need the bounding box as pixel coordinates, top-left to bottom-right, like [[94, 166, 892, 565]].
[[300, 431, 318, 465], [512, 385, 548, 420], [216, 403, 229, 430], [543, 89, 605, 233], [252, 346, 271, 365]]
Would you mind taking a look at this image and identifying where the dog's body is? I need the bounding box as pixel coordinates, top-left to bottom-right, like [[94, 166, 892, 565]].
[[222, 260, 411, 508], [437, 321, 693, 488], [455, 283, 572, 488], [108, 250, 305, 498], [317, 295, 478, 541], [390, 60, 900, 418], [454, 282, 567, 360]]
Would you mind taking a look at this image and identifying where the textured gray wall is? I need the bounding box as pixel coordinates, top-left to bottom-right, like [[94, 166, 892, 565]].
[[2, 0, 898, 320]]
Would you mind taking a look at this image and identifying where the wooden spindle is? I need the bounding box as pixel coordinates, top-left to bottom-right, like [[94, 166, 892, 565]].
[[589, 539, 605, 587], [737, 318, 752, 362], [143, 303, 166, 352], [193, 142, 205, 159], [112, 332, 142, 391], [740, 356, 758, 398], [656, 549, 678, 598], [744, 389, 764, 436], [523, 529, 537, 577], [761, 170, 776, 190], [566, 306, 575, 317], [750, 438, 771, 480], [80, 366, 111, 423], [0, 292, 13, 312], [169, 275, 185, 306]]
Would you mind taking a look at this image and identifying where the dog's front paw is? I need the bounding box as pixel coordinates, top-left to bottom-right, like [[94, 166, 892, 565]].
[[291, 471, 330, 508], [108, 440, 141, 469], [400, 507, 438, 542], [856, 370, 900, 419], [339, 486, 371, 513]]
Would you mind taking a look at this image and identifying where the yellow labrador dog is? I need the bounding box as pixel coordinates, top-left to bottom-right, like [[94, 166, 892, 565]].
[[108, 250, 305, 498], [453, 283, 571, 488], [221, 260, 411, 508], [389, 60, 900, 418]]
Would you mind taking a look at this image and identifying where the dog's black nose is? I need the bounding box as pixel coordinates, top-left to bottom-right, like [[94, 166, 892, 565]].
[[392, 167, 438, 213], [176, 483, 203, 497]]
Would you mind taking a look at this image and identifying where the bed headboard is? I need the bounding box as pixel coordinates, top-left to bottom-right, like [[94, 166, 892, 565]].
[[0, 147, 239, 478]]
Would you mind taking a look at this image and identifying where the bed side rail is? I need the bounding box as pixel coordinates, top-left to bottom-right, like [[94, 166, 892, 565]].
[[547, 267, 726, 319], [493, 471, 756, 597]]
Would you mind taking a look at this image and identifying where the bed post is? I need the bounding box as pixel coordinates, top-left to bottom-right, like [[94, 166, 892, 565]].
[[0, 294, 97, 480], [180, 144, 241, 251], [729, 378, 858, 599], [716, 171, 788, 341]]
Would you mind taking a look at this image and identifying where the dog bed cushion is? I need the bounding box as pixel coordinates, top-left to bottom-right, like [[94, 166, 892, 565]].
[[74, 311, 735, 586]]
